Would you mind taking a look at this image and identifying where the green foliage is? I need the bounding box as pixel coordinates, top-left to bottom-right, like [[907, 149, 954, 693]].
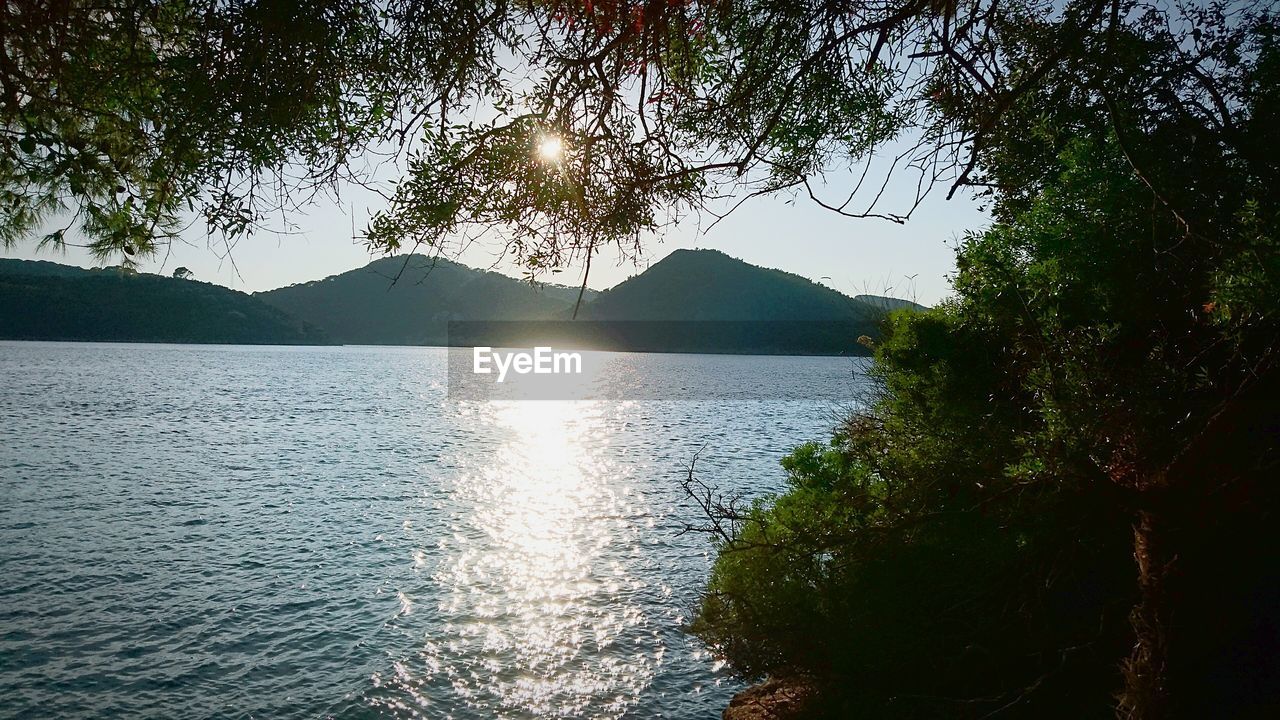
[[10, 0, 1270, 284], [685, 255, 1134, 716], [2, 0, 393, 260], [691, 419, 1133, 718], [688, 24, 1280, 710]]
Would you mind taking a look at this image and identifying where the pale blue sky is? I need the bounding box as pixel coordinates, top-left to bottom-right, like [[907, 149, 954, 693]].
[[3, 172, 987, 306]]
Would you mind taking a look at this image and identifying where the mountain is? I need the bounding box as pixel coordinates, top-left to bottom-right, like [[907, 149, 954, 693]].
[[0, 258, 94, 279], [456, 249, 920, 355], [256, 255, 589, 345], [577, 249, 878, 321], [1, 252, 926, 354], [0, 259, 330, 344]]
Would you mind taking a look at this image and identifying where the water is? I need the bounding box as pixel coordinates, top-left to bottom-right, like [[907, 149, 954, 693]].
[[0, 342, 868, 719]]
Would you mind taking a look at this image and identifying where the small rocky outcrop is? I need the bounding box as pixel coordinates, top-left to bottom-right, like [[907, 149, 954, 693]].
[[723, 676, 819, 720]]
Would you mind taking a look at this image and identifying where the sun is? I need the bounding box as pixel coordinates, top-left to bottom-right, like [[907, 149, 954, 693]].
[[536, 135, 564, 163]]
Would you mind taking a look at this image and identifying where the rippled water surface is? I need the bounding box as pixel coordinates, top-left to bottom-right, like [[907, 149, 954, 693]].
[[0, 342, 866, 719]]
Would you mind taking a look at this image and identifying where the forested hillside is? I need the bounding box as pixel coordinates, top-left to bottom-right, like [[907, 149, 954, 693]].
[[258, 251, 919, 353], [578, 249, 886, 321], [2, 253, 924, 354], [0, 260, 330, 345], [256, 255, 586, 345]]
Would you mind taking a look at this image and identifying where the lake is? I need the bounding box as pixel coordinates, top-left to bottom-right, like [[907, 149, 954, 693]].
[[0, 342, 868, 719]]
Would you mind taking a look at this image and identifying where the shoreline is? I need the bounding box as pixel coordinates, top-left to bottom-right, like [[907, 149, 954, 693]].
[[723, 676, 819, 720]]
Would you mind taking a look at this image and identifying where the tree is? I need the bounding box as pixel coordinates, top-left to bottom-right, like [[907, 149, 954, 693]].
[[172, 266, 194, 280], [690, 126, 1279, 718], [687, 19, 1280, 716], [2, 0, 403, 259], [4, 2, 1272, 275]]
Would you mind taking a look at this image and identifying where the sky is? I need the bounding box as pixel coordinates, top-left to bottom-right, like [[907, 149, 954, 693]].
[[2, 166, 989, 306]]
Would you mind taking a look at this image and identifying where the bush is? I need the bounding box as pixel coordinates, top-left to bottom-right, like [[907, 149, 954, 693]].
[[689, 308, 1135, 718]]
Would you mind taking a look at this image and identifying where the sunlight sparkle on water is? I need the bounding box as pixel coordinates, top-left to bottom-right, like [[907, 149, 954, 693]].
[[382, 400, 658, 718]]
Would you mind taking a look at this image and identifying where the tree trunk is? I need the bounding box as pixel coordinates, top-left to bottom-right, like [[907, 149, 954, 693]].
[[1116, 365, 1280, 719], [1119, 507, 1174, 720]]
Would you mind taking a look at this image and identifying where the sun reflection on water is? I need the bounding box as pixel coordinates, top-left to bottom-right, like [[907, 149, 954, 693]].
[[375, 400, 660, 718]]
